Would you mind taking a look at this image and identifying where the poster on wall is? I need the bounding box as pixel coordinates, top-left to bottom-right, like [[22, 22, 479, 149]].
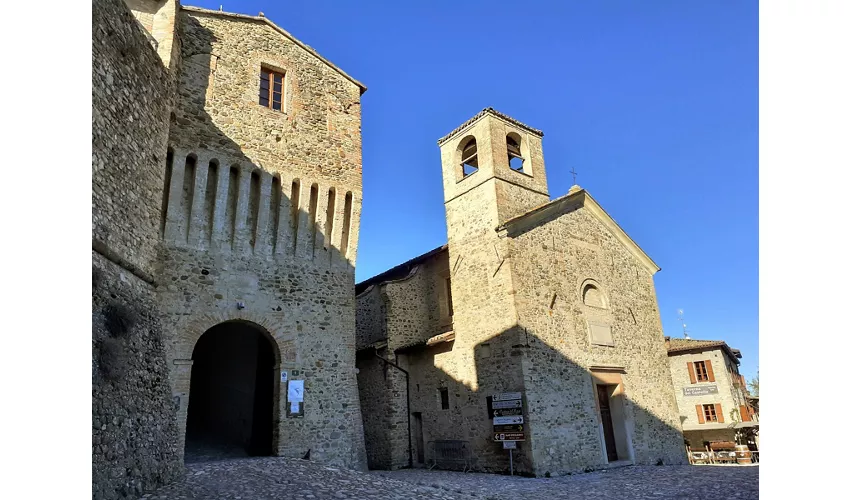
[[288, 380, 304, 402]]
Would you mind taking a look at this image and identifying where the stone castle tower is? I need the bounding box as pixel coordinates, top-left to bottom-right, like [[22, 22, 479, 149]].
[[93, 1, 367, 497]]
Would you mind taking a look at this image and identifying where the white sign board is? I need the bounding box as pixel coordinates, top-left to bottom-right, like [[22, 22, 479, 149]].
[[493, 416, 524, 425], [493, 392, 522, 402], [280, 370, 288, 383], [503, 441, 517, 449], [492, 399, 523, 409], [288, 380, 304, 402]]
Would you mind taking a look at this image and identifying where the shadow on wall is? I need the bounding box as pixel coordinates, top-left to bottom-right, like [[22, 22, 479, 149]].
[[160, 14, 358, 267], [157, 14, 366, 469], [362, 324, 687, 476]]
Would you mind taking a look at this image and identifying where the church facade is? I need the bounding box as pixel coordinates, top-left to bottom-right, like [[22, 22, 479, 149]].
[[355, 109, 688, 476]]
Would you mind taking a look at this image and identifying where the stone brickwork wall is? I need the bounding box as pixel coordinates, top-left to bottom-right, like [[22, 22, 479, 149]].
[[93, 0, 175, 280], [355, 285, 385, 349], [92, 0, 181, 497], [382, 255, 450, 352], [355, 350, 392, 469], [507, 203, 687, 475], [158, 7, 367, 470], [93, 253, 181, 499], [669, 348, 751, 430], [355, 252, 457, 470]]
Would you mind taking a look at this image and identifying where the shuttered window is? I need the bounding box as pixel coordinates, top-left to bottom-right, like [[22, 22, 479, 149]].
[[687, 360, 715, 383], [698, 403, 724, 423], [259, 67, 285, 111]]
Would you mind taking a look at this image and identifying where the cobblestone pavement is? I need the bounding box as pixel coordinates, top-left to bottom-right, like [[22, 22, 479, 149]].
[[372, 465, 759, 499], [144, 458, 758, 499]]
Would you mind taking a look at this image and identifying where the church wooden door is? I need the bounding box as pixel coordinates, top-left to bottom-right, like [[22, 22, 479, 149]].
[[597, 385, 618, 462]]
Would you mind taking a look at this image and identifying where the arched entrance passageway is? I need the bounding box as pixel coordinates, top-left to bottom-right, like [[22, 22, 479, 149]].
[[184, 321, 279, 462]]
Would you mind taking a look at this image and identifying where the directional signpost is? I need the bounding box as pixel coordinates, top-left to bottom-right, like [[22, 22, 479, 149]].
[[491, 392, 525, 475]]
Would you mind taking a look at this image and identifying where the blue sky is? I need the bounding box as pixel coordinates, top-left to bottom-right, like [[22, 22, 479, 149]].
[[191, 1, 758, 381]]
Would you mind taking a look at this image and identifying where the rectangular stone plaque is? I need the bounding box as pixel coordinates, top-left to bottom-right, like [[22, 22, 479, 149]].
[[683, 385, 718, 397]]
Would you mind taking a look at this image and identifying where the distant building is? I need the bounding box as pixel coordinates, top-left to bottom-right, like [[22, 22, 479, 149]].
[[665, 338, 758, 451]]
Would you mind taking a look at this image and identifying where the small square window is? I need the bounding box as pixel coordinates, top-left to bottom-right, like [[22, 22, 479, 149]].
[[259, 67, 285, 112]]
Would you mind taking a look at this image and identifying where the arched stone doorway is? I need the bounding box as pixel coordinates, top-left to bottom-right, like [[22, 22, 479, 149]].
[[184, 320, 279, 461]]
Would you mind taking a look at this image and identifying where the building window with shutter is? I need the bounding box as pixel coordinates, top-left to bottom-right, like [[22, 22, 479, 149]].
[[702, 404, 717, 422], [439, 388, 449, 410], [687, 360, 715, 383], [697, 403, 724, 424], [694, 361, 709, 381], [259, 67, 285, 111]]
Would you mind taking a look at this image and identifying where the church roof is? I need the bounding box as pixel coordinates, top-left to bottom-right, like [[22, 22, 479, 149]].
[[437, 108, 544, 146], [182, 5, 367, 93], [355, 244, 448, 296], [665, 337, 743, 361], [495, 185, 661, 275]]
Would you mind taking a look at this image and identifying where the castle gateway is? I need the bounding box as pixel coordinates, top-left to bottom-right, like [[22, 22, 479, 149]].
[[94, 3, 368, 495]]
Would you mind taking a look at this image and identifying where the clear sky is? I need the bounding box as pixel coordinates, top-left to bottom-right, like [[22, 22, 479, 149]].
[[190, 1, 759, 381]]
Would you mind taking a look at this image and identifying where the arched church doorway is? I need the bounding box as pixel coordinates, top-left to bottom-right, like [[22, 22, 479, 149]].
[[184, 321, 279, 462]]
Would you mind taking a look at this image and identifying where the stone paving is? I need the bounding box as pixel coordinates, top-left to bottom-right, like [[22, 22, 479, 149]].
[[144, 458, 758, 499]]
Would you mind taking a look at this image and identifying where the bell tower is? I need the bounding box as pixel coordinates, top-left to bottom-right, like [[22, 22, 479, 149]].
[[438, 108, 549, 242]]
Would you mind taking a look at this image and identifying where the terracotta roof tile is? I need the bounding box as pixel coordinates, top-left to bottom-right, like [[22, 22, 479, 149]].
[[665, 338, 743, 360], [437, 108, 543, 146], [355, 244, 447, 296]]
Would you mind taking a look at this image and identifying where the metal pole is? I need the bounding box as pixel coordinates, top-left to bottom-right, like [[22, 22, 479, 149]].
[[509, 449, 513, 475]]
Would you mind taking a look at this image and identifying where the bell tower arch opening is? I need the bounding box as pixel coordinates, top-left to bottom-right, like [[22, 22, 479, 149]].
[[438, 108, 550, 227], [184, 320, 280, 462]]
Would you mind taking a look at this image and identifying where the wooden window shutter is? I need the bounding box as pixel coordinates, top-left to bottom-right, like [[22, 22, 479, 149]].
[[739, 404, 751, 422], [687, 362, 696, 384], [696, 405, 705, 424], [715, 403, 724, 423], [705, 360, 715, 382]]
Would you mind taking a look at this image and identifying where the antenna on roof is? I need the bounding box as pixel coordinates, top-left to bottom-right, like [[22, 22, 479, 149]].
[[677, 309, 690, 340]]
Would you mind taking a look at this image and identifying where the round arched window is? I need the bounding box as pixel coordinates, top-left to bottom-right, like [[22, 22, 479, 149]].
[[582, 282, 608, 309]]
